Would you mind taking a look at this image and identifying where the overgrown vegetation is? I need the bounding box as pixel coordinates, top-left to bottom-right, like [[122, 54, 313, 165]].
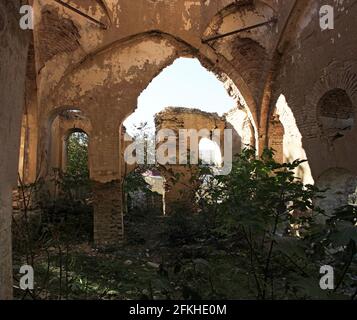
[[162, 149, 357, 299], [12, 145, 357, 300]]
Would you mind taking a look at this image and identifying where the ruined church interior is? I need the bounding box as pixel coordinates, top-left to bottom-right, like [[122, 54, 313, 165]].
[[1, 0, 357, 303]]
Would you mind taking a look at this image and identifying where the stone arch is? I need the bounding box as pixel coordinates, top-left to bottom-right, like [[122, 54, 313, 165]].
[[63, 127, 90, 141], [154, 107, 227, 160], [225, 106, 255, 154]]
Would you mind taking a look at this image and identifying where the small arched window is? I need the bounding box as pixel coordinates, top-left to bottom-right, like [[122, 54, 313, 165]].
[[318, 88, 354, 139]]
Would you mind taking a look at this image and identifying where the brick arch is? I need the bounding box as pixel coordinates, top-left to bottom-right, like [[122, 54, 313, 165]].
[[202, 0, 276, 104], [154, 107, 228, 214], [305, 62, 357, 140], [259, 0, 318, 154], [203, 0, 276, 49], [317, 88, 354, 139]]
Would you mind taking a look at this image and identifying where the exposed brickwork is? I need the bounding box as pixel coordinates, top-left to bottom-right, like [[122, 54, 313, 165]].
[[92, 180, 124, 244], [37, 8, 81, 67], [318, 88, 354, 140], [268, 112, 284, 163]]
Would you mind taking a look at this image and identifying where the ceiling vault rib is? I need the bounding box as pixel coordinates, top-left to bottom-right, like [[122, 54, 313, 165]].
[[54, 0, 108, 29], [202, 18, 278, 43]]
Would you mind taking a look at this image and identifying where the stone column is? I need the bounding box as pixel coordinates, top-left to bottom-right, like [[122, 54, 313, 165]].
[[0, 0, 29, 300], [90, 124, 123, 244]]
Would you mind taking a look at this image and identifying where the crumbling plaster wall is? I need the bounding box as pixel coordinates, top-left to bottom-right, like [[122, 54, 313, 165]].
[[33, 0, 297, 138], [32, 0, 306, 189], [0, 0, 29, 300], [39, 34, 186, 183], [29, 0, 357, 242], [33, 19, 261, 242]]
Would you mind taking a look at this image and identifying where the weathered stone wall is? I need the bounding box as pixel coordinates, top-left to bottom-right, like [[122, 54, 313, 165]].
[[0, 0, 29, 300]]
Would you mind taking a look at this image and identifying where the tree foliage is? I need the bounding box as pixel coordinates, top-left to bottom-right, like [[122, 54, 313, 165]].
[[192, 148, 357, 299], [66, 132, 89, 179]]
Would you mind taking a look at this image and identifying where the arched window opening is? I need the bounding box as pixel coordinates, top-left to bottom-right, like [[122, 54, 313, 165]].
[[49, 109, 91, 173], [65, 131, 89, 179], [318, 88, 354, 139], [45, 109, 93, 241], [199, 138, 222, 166]]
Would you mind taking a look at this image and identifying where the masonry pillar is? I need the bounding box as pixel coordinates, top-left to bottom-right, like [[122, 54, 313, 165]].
[[23, 90, 39, 184], [162, 165, 199, 214], [268, 112, 284, 163], [90, 124, 123, 244], [0, 1, 29, 299], [50, 116, 65, 172]]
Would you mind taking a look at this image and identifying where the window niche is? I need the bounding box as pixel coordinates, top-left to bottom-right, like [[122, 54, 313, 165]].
[[318, 88, 354, 140]]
